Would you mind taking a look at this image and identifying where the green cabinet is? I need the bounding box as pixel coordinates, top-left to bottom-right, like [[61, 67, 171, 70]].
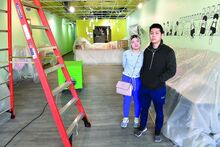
[[58, 61, 83, 89]]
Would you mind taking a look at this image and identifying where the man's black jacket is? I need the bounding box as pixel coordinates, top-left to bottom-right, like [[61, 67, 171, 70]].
[[140, 41, 176, 89]]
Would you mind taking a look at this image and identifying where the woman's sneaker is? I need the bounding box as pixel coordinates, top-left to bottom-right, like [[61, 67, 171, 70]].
[[133, 122, 139, 128], [120, 118, 129, 128], [133, 118, 140, 128]]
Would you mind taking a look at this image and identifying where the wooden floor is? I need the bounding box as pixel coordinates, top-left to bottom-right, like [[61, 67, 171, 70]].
[[0, 53, 174, 147]]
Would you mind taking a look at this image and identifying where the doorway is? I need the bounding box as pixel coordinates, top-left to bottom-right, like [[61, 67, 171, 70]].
[[93, 26, 111, 43]]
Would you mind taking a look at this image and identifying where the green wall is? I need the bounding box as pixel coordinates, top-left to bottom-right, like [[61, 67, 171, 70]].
[[76, 19, 127, 43], [127, 0, 220, 52], [21, 8, 75, 55], [0, 1, 75, 78], [0, 1, 75, 57]]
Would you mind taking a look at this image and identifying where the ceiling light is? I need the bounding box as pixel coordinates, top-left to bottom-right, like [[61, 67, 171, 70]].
[[137, 3, 143, 9], [69, 6, 75, 13]]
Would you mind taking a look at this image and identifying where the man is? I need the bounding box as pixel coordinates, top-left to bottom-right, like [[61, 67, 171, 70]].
[[134, 23, 176, 143]]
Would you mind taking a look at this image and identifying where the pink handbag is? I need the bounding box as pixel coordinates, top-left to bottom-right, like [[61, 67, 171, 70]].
[[117, 53, 140, 96], [116, 81, 133, 96]]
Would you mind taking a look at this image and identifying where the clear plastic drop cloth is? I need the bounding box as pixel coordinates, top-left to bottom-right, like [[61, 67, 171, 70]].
[[0, 76, 10, 114], [162, 48, 220, 147], [12, 46, 39, 83], [73, 37, 92, 50], [73, 37, 125, 64], [75, 49, 124, 64]]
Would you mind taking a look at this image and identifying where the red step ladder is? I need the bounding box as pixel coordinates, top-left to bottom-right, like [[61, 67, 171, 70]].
[[0, 0, 15, 119], [13, 0, 91, 146]]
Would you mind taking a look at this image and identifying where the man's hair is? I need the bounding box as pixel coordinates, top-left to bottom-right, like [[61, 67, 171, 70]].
[[149, 23, 164, 34]]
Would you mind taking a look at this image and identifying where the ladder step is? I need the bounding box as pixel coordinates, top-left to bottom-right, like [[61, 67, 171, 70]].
[[0, 95, 10, 100], [66, 113, 84, 137], [0, 80, 9, 85], [0, 30, 8, 33], [12, 56, 32, 59], [38, 46, 56, 52], [59, 98, 78, 116], [31, 25, 48, 30], [52, 82, 71, 96], [44, 64, 64, 75], [0, 9, 7, 13], [22, 1, 39, 9], [9, 61, 34, 64], [0, 106, 11, 115], [0, 48, 8, 51], [0, 64, 8, 69]]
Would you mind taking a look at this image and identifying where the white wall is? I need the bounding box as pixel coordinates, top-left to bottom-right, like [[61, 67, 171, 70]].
[[127, 0, 220, 52]]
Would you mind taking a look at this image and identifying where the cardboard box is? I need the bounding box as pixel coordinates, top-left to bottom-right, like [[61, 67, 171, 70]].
[[117, 40, 128, 49]]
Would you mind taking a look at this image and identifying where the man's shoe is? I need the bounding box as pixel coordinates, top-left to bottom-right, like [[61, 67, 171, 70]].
[[134, 127, 147, 137], [154, 135, 162, 143]]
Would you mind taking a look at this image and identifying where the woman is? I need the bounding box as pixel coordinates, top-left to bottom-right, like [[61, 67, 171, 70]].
[[121, 35, 143, 128]]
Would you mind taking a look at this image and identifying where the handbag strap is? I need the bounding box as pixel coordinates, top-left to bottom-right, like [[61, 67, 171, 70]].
[[129, 52, 141, 79]]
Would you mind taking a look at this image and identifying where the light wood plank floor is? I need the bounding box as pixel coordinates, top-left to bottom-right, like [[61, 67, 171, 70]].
[[0, 53, 174, 147]]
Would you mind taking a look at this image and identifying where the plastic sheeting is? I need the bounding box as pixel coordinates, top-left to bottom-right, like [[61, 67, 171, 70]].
[[73, 37, 124, 50], [0, 76, 10, 115], [12, 46, 39, 83], [73, 38, 92, 50], [75, 49, 124, 64], [162, 48, 220, 147], [73, 37, 125, 64]]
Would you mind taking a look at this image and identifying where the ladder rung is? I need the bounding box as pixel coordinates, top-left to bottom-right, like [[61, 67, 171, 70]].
[[0, 48, 8, 51], [44, 64, 64, 75], [0, 9, 7, 13], [12, 56, 32, 59], [59, 98, 78, 116], [0, 95, 10, 115], [66, 113, 84, 137], [22, 1, 39, 9], [0, 65, 8, 69], [31, 25, 48, 30], [38, 46, 56, 52], [0, 80, 9, 85], [0, 30, 8, 33], [0, 95, 10, 100], [52, 82, 71, 96], [0, 106, 11, 115]]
